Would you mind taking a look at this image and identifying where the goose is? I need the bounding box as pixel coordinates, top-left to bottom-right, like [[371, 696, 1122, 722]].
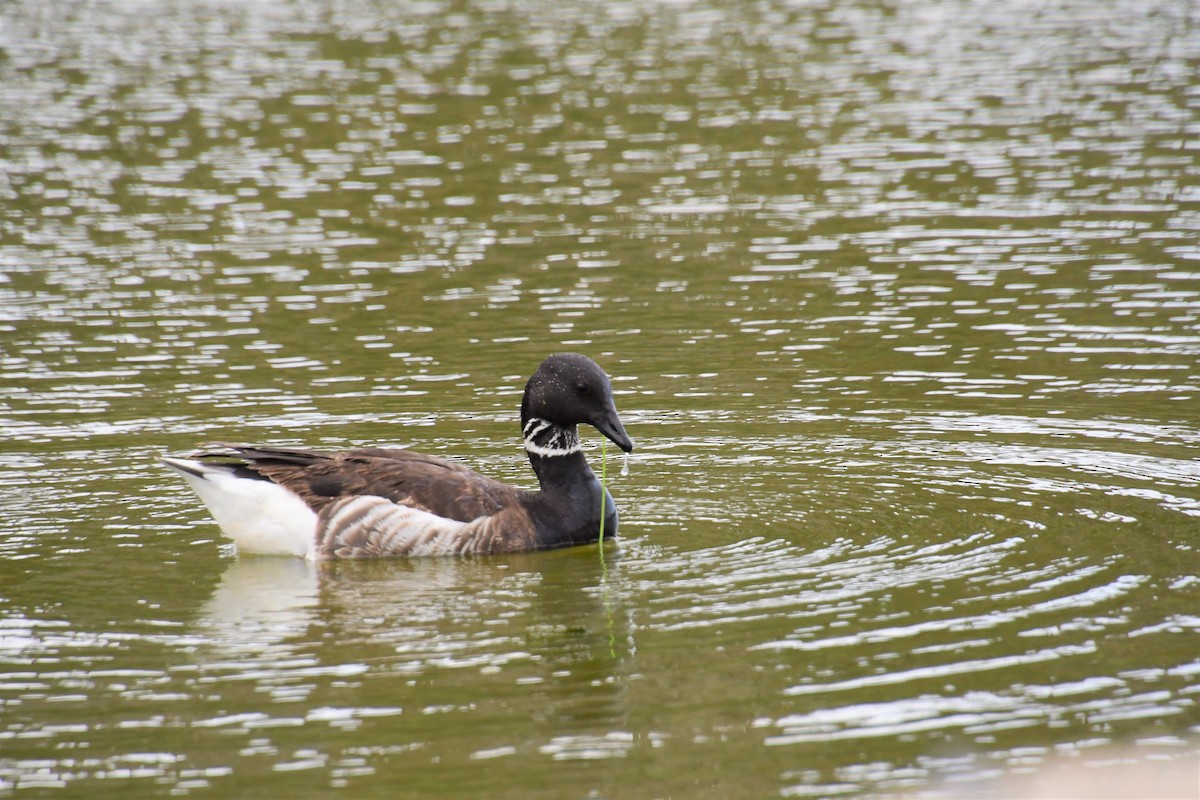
[[160, 353, 634, 559]]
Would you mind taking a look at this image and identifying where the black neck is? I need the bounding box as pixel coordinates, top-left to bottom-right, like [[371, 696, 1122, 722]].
[[519, 415, 618, 547]]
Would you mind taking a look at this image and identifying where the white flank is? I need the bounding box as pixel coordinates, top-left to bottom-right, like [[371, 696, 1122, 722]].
[[160, 456, 317, 557], [318, 496, 473, 558]]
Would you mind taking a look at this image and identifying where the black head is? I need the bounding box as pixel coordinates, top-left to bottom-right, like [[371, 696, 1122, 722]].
[[521, 353, 634, 453]]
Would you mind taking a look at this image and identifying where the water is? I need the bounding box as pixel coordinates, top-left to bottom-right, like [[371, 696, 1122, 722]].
[[2, 0, 1199, 796]]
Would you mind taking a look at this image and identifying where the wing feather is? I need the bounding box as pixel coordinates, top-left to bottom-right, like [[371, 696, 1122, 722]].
[[201, 443, 525, 523], [314, 496, 536, 558]]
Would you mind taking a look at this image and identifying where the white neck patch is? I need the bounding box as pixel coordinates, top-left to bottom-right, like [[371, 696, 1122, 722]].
[[523, 417, 582, 458]]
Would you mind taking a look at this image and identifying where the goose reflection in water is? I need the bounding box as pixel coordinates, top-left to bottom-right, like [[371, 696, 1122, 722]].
[[192, 550, 638, 733]]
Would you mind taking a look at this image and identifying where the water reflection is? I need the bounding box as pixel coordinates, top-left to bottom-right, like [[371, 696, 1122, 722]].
[[196, 558, 321, 659], [188, 549, 637, 721]]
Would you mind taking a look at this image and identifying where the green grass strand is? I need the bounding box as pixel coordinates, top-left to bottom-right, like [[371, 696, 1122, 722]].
[[598, 438, 608, 549]]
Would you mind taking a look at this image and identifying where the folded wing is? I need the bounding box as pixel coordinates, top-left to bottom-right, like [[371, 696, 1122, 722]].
[[204, 443, 525, 522]]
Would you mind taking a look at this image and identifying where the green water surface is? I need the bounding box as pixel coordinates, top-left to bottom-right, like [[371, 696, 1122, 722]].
[[2, 0, 1199, 797]]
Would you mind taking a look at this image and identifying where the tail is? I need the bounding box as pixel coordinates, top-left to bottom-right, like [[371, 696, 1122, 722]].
[[160, 455, 317, 557]]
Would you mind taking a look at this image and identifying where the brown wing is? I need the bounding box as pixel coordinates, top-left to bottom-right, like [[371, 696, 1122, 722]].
[[205, 443, 525, 522]]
